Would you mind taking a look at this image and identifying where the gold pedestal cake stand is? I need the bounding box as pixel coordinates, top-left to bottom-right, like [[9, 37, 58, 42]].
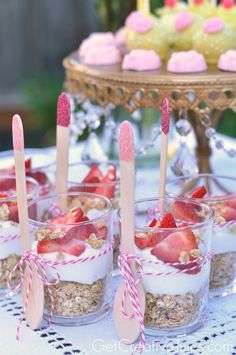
[[63, 52, 236, 172]]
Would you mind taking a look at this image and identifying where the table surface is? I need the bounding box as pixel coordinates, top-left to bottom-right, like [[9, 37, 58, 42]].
[[1, 136, 236, 355]]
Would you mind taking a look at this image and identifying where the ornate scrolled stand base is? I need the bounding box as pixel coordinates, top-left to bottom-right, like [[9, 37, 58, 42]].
[[63, 53, 236, 173]]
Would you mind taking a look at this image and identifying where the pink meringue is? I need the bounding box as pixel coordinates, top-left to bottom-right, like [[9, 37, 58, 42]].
[[115, 27, 128, 55], [167, 50, 207, 73], [78, 32, 116, 59], [175, 12, 194, 31], [125, 11, 153, 33], [218, 50, 236, 72], [122, 49, 161, 71], [203, 18, 225, 33], [83, 45, 121, 66]]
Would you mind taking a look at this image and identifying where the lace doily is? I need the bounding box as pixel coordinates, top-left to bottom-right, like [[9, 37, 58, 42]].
[[1, 277, 236, 355]]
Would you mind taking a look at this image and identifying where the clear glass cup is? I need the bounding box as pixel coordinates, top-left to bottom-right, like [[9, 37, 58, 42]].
[[167, 174, 236, 297], [134, 196, 213, 336], [0, 175, 39, 296], [28, 192, 113, 326], [0, 148, 55, 196], [68, 160, 120, 271]]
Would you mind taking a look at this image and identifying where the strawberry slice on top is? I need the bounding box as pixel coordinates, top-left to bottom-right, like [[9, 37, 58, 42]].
[[135, 212, 177, 249], [151, 229, 200, 274], [51, 207, 86, 225], [172, 200, 200, 223], [37, 237, 86, 257], [188, 185, 207, 199], [215, 205, 236, 222], [94, 166, 116, 198], [82, 164, 103, 184]]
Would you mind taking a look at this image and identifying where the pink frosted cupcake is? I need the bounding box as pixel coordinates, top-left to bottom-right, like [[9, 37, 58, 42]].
[[83, 45, 121, 66], [218, 50, 236, 72], [122, 49, 161, 71], [167, 50, 207, 73], [78, 32, 116, 59]]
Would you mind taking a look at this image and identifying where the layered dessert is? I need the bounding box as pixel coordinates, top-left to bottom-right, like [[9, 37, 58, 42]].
[[135, 198, 213, 335], [166, 175, 236, 296], [68, 162, 120, 269], [30, 193, 113, 324], [0, 176, 38, 294], [0, 150, 54, 196]]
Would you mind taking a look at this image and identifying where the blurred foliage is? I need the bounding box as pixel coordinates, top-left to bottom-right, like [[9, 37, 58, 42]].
[[22, 75, 63, 144], [96, 0, 162, 31], [217, 109, 236, 138]]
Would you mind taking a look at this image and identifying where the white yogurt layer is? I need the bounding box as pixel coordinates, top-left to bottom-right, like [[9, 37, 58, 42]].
[[212, 226, 236, 254], [135, 247, 209, 296], [39, 242, 113, 284], [0, 221, 22, 260]]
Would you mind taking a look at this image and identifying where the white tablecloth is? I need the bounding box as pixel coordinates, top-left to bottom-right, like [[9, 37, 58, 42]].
[[1, 135, 236, 355]]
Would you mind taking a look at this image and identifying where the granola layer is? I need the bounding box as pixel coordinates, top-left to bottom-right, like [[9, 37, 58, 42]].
[[210, 252, 236, 289], [113, 234, 120, 268], [0, 254, 20, 288], [144, 291, 201, 328], [45, 278, 105, 317]]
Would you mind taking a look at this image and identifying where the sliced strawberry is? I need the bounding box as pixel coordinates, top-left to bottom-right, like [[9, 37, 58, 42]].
[[82, 164, 103, 184], [0, 193, 9, 199], [94, 166, 116, 198], [25, 158, 32, 173], [135, 233, 150, 249], [51, 207, 86, 224], [8, 204, 19, 223], [0, 178, 16, 191], [96, 225, 108, 240], [64, 223, 96, 241], [189, 185, 207, 199], [27, 171, 48, 185], [149, 218, 158, 227], [217, 195, 236, 210], [151, 229, 200, 274], [215, 205, 236, 222], [159, 213, 177, 228], [68, 177, 100, 194], [37, 238, 86, 256], [172, 200, 200, 223]]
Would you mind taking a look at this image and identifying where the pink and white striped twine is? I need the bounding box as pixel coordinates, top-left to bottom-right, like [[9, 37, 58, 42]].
[[0, 233, 20, 244], [117, 249, 213, 354], [7, 242, 113, 340]]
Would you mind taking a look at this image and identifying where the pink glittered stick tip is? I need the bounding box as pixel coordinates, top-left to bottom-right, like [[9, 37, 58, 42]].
[[12, 114, 24, 152], [57, 92, 71, 127], [119, 120, 135, 162], [162, 98, 170, 135]]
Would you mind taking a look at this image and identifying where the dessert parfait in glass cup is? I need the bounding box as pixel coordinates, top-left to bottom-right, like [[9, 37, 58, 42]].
[[0, 148, 55, 196], [167, 174, 236, 297], [0, 175, 39, 295], [133, 196, 213, 336], [28, 192, 113, 325], [68, 160, 120, 271]]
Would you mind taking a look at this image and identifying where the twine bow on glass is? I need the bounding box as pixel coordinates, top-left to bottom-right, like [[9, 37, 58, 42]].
[[117, 251, 145, 354], [7, 241, 114, 340], [7, 250, 60, 340], [117, 249, 213, 354]]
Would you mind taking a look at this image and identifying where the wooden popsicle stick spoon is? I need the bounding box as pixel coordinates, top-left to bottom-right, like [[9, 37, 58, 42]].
[[12, 115, 44, 330], [56, 92, 71, 210], [114, 121, 145, 344], [159, 98, 170, 213]]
